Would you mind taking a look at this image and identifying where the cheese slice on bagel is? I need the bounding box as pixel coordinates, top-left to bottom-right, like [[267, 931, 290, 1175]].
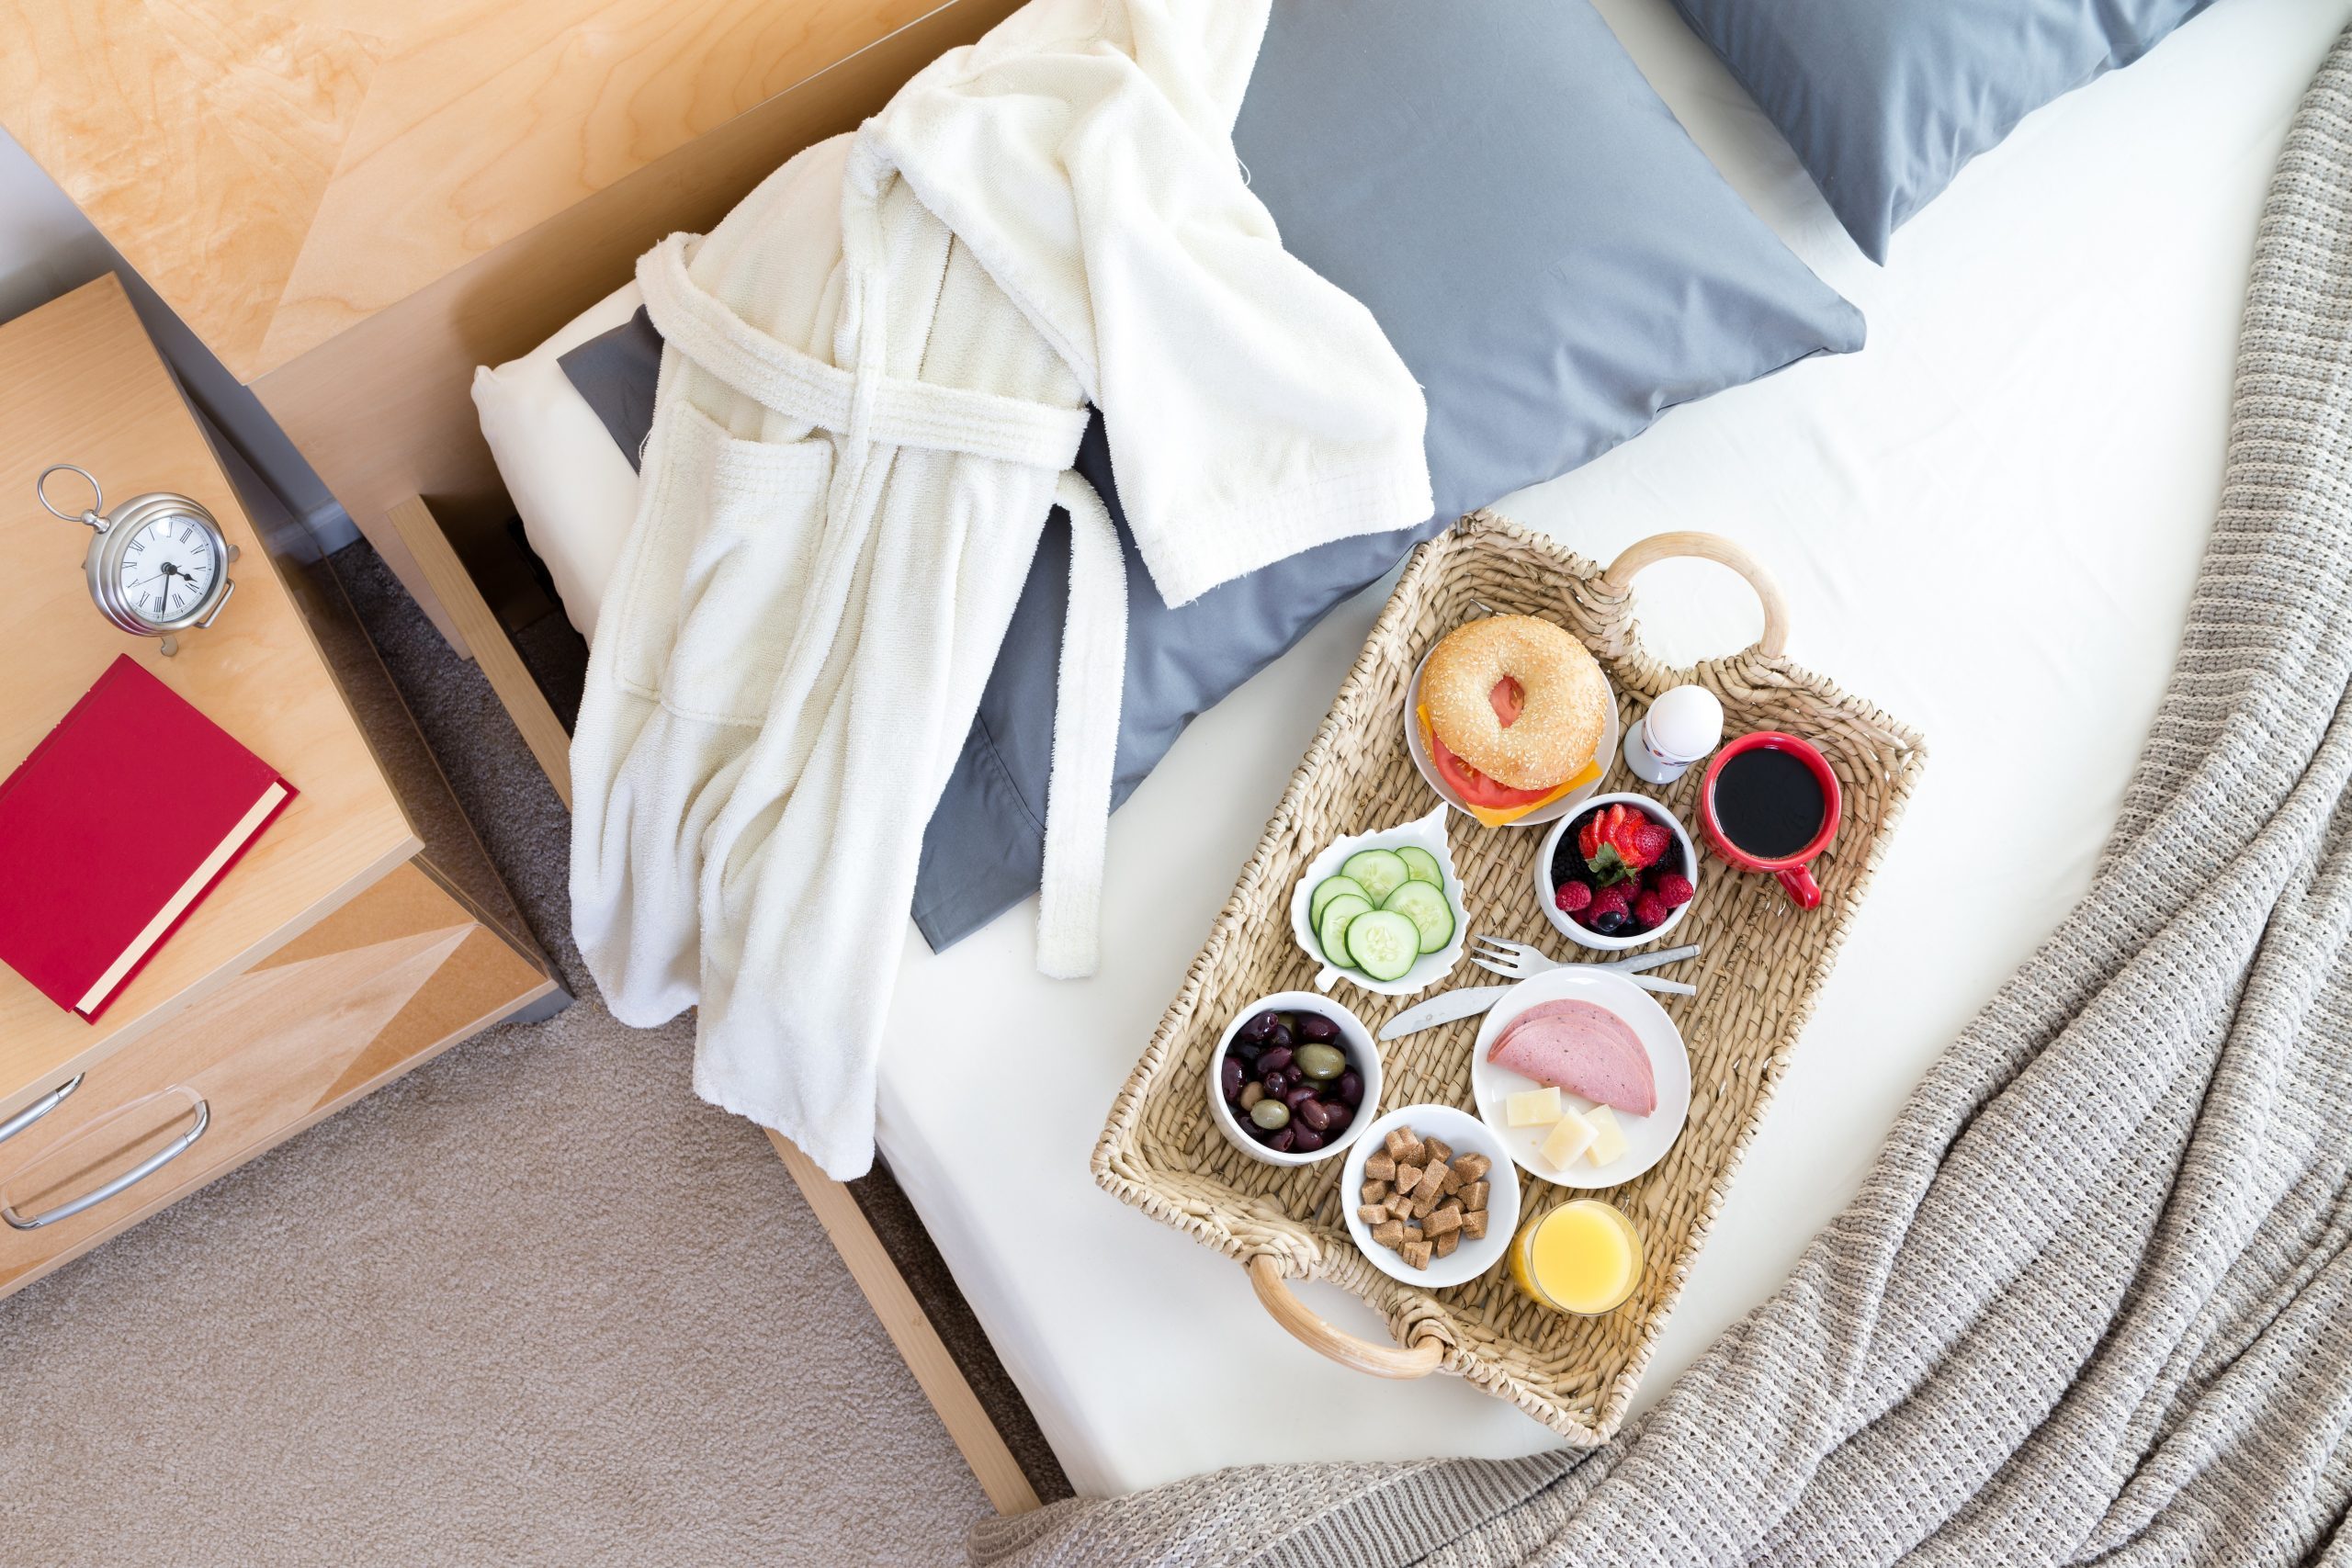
[[1418, 703, 1600, 827], [1418, 615, 1609, 826]]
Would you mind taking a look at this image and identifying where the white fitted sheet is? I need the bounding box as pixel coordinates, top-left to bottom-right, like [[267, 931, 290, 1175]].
[[476, 0, 2351, 1497]]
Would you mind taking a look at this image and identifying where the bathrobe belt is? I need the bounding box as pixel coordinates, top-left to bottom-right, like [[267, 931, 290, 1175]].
[[639, 231, 1128, 978]]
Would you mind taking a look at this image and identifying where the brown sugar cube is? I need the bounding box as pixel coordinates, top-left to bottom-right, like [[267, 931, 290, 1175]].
[[1394, 1164, 1426, 1198], [1357, 1204, 1391, 1224], [1461, 1210, 1489, 1241], [1362, 1179, 1390, 1204], [1372, 1218, 1405, 1249], [1461, 1180, 1490, 1213], [1436, 1194, 1462, 1215], [1383, 1129, 1415, 1160], [1437, 1163, 1464, 1195], [1424, 1138, 1453, 1165], [1400, 1241, 1433, 1271], [1402, 1220, 1424, 1242], [1366, 1150, 1397, 1180], [1433, 1231, 1460, 1259], [1425, 1205, 1463, 1238], [1396, 1135, 1429, 1168], [1453, 1153, 1492, 1184]]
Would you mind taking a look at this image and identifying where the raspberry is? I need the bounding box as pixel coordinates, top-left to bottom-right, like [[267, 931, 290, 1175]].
[[1555, 880, 1593, 914], [1653, 872, 1695, 908], [1634, 892, 1669, 930], [1582, 883, 1632, 928]]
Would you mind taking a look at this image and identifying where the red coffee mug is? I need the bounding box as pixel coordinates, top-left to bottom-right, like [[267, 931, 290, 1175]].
[[1698, 731, 1841, 909]]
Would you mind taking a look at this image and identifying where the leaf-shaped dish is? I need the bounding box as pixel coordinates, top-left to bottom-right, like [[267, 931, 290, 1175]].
[[1287, 805, 1468, 998]]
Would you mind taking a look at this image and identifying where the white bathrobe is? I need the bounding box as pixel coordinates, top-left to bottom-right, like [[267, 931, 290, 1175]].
[[571, 0, 1430, 1179]]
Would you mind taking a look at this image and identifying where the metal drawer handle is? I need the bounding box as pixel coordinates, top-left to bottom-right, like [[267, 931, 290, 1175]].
[[2, 1098, 209, 1231], [0, 1075, 84, 1146]]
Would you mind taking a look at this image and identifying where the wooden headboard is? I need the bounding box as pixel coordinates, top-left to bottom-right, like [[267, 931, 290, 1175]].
[[2, 0, 1022, 648]]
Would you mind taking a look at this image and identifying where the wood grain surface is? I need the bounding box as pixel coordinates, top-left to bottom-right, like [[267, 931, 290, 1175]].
[[0, 0, 955, 380]]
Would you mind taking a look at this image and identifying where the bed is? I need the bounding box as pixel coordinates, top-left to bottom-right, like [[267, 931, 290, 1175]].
[[463, 0, 2349, 1496]]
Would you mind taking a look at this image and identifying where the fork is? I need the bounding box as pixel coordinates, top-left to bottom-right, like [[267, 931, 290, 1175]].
[[1471, 935, 1700, 996]]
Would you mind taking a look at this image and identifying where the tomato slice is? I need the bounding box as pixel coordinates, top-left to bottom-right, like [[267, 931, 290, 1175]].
[[1428, 725, 1559, 810]]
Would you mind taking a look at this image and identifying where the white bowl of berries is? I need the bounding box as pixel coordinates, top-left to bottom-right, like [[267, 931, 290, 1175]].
[[1535, 794, 1698, 951]]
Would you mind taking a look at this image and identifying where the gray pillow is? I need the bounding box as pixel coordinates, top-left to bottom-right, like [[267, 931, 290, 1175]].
[[1671, 0, 2216, 264], [566, 0, 1865, 952]]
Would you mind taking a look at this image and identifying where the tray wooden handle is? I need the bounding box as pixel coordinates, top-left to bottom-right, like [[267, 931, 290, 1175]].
[[1248, 1255, 1445, 1378], [1600, 530, 1791, 658]]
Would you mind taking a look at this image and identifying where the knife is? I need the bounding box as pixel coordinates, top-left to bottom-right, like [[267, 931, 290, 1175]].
[[1378, 986, 1512, 1040], [1379, 972, 1698, 1041]]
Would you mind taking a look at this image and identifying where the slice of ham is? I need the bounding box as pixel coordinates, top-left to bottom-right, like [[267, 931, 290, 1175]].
[[1487, 998, 1656, 1115]]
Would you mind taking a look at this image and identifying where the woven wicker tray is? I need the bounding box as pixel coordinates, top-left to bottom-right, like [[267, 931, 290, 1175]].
[[1093, 512, 1925, 1442]]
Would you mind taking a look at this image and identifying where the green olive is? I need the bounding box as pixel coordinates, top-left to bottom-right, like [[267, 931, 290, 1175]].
[[1295, 1043, 1346, 1081], [1249, 1098, 1291, 1131]]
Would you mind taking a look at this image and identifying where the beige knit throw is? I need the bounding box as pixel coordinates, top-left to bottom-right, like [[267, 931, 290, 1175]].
[[974, 26, 2352, 1568]]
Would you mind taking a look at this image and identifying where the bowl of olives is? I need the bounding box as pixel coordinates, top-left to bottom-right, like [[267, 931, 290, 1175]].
[[1205, 992, 1382, 1167]]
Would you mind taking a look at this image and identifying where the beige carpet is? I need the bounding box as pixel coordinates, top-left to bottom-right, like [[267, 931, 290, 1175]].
[[0, 999, 991, 1564], [0, 547, 1002, 1563]]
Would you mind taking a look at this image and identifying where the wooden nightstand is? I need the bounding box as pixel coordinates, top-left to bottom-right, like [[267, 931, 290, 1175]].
[[0, 276, 559, 1295]]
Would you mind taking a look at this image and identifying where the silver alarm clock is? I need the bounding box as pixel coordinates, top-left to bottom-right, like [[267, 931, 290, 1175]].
[[39, 464, 239, 657]]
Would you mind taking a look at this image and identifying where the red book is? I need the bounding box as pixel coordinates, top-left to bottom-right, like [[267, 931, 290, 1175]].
[[0, 657, 295, 1021]]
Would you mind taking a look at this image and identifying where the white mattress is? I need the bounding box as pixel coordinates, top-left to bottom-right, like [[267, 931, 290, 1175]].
[[475, 0, 2351, 1498]]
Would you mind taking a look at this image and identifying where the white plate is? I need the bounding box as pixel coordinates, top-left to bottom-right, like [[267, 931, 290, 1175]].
[[1339, 1103, 1521, 1289], [1402, 638, 1619, 829], [1468, 968, 1690, 1188], [1289, 806, 1467, 998]]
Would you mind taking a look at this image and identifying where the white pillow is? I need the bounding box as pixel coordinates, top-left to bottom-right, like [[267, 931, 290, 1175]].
[[470, 282, 646, 643]]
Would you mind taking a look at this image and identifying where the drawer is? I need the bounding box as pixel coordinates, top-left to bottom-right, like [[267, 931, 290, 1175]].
[[0, 862, 549, 1295]]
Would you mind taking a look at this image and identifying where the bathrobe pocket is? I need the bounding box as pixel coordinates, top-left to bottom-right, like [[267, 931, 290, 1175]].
[[629, 408, 835, 728]]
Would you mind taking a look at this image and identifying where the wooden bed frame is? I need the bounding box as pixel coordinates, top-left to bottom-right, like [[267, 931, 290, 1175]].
[[4, 0, 1040, 1516]]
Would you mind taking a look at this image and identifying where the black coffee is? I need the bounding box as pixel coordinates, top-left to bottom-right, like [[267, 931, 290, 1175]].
[[1713, 746, 1826, 861]]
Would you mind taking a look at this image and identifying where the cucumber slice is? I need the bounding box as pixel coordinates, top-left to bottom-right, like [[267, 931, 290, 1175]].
[[1345, 909, 1421, 982], [1316, 895, 1374, 968], [1309, 874, 1371, 926], [1381, 879, 1456, 954], [1340, 849, 1408, 905], [1396, 846, 1444, 887]]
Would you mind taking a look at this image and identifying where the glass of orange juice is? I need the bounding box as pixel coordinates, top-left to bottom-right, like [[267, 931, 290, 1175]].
[[1510, 1199, 1643, 1314]]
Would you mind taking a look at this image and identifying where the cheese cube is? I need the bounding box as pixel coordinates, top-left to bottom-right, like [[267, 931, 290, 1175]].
[[1506, 1087, 1564, 1127], [1583, 1105, 1628, 1169], [1539, 1107, 1598, 1172]]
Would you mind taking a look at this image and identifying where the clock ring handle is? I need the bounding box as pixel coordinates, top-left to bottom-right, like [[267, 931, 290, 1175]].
[[198, 578, 236, 629], [36, 463, 105, 528]]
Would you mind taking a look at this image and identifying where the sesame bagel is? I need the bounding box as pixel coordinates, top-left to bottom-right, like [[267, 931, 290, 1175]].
[[1422, 615, 1609, 790]]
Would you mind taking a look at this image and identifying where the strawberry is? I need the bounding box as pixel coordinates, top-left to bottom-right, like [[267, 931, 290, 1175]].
[[1577, 809, 1604, 863], [1627, 819, 1674, 871], [1584, 804, 1654, 886]]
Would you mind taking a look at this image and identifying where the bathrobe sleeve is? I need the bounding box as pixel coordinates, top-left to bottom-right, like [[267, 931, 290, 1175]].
[[868, 0, 1433, 607]]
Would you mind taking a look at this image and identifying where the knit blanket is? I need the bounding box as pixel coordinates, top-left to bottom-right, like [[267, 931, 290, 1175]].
[[975, 28, 2352, 1568]]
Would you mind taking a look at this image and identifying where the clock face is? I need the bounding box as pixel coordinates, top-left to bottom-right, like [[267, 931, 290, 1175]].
[[118, 513, 219, 625]]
